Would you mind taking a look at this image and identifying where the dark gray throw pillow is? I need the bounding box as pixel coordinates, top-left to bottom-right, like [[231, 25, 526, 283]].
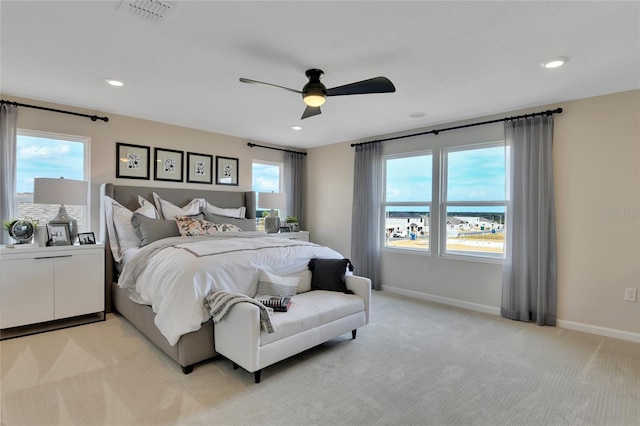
[[131, 212, 180, 246], [308, 258, 354, 294], [202, 211, 257, 231]]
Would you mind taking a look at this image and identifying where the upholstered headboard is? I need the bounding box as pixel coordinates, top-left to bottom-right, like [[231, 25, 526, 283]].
[[100, 183, 256, 311]]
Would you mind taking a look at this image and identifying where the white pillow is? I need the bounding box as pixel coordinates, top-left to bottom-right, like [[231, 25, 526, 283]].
[[205, 202, 246, 219], [292, 269, 312, 293], [152, 193, 205, 219], [138, 195, 159, 217], [104, 195, 158, 262], [255, 270, 300, 297]]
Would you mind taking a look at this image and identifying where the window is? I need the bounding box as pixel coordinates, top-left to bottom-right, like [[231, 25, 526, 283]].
[[441, 143, 506, 259], [16, 130, 89, 232], [383, 152, 432, 252], [252, 160, 283, 229]]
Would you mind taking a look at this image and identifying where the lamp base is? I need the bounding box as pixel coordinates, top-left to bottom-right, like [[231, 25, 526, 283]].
[[264, 216, 281, 234]]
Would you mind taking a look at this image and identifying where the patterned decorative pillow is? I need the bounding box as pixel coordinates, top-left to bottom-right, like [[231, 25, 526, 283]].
[[174, 215, 242, 236], [255, 270, 300, 297]]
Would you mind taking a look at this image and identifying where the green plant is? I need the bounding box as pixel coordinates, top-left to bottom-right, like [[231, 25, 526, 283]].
[[3, 217, 39, 231], [285, 216, 298, 223]]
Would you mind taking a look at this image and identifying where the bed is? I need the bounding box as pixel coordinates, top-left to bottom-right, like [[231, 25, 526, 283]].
[[99, 183, 344, 374]]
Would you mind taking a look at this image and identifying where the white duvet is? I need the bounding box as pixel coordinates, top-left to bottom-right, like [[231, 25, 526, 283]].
[[117, 234, 343, 345]]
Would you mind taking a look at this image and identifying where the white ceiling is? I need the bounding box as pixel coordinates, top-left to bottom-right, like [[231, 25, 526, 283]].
[[1, 1, 639, 149]]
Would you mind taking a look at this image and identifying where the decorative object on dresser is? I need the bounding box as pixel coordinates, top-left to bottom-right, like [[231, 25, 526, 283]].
[[215, 156, 238, 186], [285, 216, 299, 232], [258, 192, 286, 234], [116, 142, 150, 180], [0, 243, 106, 340], [78, 232, 96, 245], [3, 219, 36, 244], [33, 177, 88, 244], [154, 147, 184, 182], [46, 222, 71, 246], [187, 152, 213, 184]]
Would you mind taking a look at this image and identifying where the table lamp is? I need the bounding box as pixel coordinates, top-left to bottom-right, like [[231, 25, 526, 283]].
[[258, 192, 286, 233], [33, 177, 88, 243]]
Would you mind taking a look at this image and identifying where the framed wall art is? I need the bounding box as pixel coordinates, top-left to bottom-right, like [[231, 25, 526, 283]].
[[215, 156, 239, 186], [154, 148, 184, 182], [116, 142, 150, 180], [187, 152, 213, 184], [78, 232, 96, 245]]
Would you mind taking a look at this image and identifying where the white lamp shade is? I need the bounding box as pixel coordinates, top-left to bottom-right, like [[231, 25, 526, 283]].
[[257, 192, 286, 210], [33, 177, 88, 206]]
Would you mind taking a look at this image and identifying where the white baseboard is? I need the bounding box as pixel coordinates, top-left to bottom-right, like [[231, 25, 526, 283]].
[[381, 285, 640, 343], [380, 285, 501, 316], [556, 320, 640, 343]]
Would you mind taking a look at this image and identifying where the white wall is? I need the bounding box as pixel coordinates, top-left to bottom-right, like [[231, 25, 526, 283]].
[[307, 90, 640, 341]]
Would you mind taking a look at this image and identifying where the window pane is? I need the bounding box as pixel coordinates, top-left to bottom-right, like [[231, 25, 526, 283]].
[[16, 134, 86, 230], [384, 206, 429, 251], [386, 154, 432, 202], [252, 161, 282, 231], [445, 206, 505, 256], [447, 146, 505, 202]]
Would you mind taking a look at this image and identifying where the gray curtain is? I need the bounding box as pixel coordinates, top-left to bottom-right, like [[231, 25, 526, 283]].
[[501, 115, 557, 326], [284, 151, 305, 228], [351, 142, 381, 290], [1, 104, 19, 244]]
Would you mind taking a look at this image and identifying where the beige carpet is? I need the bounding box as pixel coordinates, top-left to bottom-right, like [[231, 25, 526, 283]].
[[1, 291, 639, 426]]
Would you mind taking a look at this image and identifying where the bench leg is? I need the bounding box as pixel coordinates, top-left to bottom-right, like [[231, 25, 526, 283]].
[[182, 364, 194, 374], [232, 362, 239, 370], [352, 329, 357, 340], [254, 370, 262, 384]]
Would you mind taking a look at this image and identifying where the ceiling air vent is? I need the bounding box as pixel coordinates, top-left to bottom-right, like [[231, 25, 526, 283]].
[[118, 0, 176, 23]]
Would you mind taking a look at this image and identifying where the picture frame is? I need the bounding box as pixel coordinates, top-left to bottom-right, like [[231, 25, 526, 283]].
[[154, 148, 184, 182], [187, 152, 213, 184], [46, 222, 71, 246], [116, 142, 150, 180], [215, 156, 239, 186], [78, 232, 96, 245]]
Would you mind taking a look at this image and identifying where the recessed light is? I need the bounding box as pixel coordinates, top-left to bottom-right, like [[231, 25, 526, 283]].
[[105, 79, 124, 87], [541, 57, 568, 69], [291, 126, 302, 131], [409, 112, 426, 118]]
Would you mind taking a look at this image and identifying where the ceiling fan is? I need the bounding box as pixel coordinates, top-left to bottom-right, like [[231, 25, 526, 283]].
[[239, 69, 396, 119]]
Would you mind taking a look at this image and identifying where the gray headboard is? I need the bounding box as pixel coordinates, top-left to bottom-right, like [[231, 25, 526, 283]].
[[100, 183, 256, 311]]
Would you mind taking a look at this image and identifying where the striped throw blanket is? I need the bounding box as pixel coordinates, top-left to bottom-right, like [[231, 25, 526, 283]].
[[203, 290, 276, 333]]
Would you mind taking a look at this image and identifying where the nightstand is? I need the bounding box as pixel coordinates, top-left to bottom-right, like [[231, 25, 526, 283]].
[[0, 243, 105, 339], [273, 231, 310, 242]]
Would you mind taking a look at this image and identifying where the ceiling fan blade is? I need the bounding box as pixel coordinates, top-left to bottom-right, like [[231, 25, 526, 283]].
[[301, 106, 321, 119], [239, 78, 302, 94], [326, 77, 396, 97]]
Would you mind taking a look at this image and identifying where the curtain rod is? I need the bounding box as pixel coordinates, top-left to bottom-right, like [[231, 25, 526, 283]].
[[1, 99, 109, 122], [247, 142, 307, 156], [351, 107, 562, 147]]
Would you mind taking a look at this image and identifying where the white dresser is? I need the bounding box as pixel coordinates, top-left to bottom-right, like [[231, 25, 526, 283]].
[[0, 243, 105, 339]]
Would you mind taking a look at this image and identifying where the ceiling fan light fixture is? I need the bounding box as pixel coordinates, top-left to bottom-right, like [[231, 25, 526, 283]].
[[303, 93, 326, 107]]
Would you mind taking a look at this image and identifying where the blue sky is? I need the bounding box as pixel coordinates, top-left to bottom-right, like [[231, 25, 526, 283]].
[[252, 162, 280, 193], [17, 135, 84, 193], [386, 146, 505, 204]]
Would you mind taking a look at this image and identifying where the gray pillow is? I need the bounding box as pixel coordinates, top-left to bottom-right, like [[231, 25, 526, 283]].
[[131, 212, 180, 246], [202, 211, 257, 231]]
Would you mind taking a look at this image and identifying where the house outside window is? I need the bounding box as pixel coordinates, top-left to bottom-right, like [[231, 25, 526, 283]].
[[15, 130, 89, 231], [252, 160, 283, 230], [441, 143, 506, 259], [383, 152, 432, 252]]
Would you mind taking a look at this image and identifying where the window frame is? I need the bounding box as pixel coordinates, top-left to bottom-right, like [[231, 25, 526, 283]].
[[382, 150, 432, 255], [16, 129, 91, 232], [439, 141, 506, 262], [251, 159, 284, 225]]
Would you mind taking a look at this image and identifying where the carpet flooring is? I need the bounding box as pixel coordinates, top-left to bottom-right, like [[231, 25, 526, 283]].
[[1, 291, 638, 426]]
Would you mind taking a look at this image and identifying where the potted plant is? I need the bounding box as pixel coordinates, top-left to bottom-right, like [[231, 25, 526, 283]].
[[285, 216, 299, 232]]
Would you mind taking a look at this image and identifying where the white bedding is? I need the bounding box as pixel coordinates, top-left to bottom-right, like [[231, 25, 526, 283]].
[[117, 234, 343, 345]]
